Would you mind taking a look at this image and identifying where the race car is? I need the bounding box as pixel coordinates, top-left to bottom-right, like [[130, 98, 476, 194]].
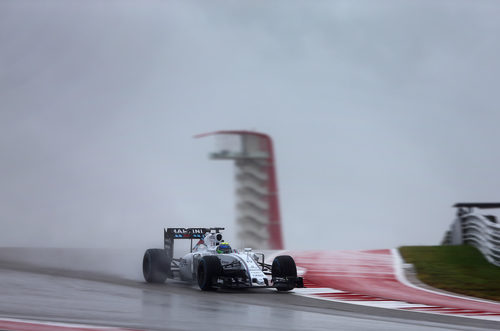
[[142, 227, 303, 291]]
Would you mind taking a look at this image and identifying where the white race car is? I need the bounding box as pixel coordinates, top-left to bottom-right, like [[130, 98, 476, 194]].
[[142, 227, 303, 291]]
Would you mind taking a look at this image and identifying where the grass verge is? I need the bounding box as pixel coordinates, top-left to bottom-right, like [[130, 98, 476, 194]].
[[399, 245, 500, 302]]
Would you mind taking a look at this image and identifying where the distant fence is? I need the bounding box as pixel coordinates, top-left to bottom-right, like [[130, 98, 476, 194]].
[[442, 203, 500, 266]]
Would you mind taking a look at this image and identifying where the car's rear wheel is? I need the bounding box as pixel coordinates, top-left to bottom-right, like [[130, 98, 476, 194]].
[[143, 248, 171, 283], [197, 256, 222, 291], [272, 255, 297, 291]]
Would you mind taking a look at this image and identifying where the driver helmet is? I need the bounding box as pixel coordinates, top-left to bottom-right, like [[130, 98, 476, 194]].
[[216, 242, 232, 254]]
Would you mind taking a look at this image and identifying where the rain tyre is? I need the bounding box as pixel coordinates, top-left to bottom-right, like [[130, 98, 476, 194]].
[[197, 256, 223, 291], [143, 248, 171, 283], [272, 255, 297, 292]]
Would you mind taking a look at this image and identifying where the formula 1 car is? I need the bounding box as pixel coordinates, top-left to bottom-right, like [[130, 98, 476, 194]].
[[142, 227, 303, 291]]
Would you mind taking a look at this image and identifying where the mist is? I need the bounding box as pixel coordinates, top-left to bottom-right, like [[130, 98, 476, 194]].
[[2, 1, 500, 251]]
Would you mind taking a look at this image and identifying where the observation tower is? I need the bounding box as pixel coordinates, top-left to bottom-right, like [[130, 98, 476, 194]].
[[195, 131, 283, 250]]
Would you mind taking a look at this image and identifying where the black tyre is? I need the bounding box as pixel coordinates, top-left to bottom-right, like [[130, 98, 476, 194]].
[[143, 248, 171, 283], [272, 255, 297, 291], [197, 256, 223, 291]]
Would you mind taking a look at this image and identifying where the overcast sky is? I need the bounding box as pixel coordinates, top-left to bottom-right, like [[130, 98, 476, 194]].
[[1, 0, 500, 251]]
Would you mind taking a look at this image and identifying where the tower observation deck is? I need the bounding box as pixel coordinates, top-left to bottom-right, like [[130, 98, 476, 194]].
[[195, 131, 283, 250]]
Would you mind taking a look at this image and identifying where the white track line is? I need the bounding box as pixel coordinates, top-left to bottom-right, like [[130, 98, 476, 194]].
[[391, 248, 498, 305], [0, 317, 132, 330]]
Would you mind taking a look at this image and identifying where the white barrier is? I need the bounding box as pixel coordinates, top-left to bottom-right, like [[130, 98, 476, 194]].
[[442, 210, 500, 266]]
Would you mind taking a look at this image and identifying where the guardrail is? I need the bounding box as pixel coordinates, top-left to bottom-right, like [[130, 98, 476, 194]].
[[442, 203, 500, 266]]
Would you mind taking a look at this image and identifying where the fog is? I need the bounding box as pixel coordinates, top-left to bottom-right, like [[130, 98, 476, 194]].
[[1, 1, 500, 251]]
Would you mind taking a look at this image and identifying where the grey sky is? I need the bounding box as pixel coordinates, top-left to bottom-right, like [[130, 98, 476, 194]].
[[1, 1, 500, 250]]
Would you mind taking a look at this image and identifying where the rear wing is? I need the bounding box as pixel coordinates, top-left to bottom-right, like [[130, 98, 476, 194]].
[[164, 227, 224, 258]]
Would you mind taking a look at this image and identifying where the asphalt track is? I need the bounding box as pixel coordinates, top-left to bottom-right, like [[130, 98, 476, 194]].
[[0, 248, 498, 330]]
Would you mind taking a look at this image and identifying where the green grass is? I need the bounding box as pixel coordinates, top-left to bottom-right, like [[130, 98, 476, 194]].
[[399, 245, 500, 302]]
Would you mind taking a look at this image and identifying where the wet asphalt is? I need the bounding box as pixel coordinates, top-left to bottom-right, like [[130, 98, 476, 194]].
[[0, 248, 497, 331]]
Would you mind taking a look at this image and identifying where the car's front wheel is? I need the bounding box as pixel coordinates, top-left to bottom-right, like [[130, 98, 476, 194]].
[[197, 256, 222, 291], [272, 255, 297, 291]]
